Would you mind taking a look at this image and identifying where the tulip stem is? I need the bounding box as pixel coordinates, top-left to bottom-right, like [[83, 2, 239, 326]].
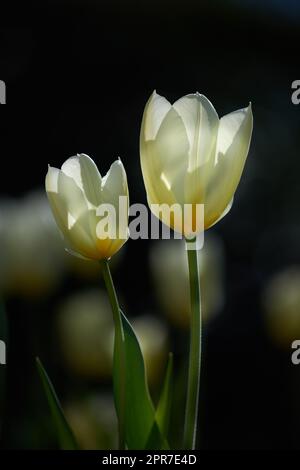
[[183, 239, 202, 450], [100, 259, 126, 451]]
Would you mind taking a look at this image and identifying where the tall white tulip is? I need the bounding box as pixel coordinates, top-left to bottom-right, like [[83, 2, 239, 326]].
[[46, 154, 129, 260], [140, 91, 253, 235]]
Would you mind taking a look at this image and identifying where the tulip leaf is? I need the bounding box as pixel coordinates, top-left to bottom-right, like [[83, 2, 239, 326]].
[[144, 353, 173, 450], [113, 310, 168, 449], [0, 300, 7, 437], [156, 352, 173, 437], [36, 357, 79, 450]]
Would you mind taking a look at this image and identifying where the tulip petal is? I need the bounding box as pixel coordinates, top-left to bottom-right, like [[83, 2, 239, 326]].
[[102, 159, 128, 203], [101, 159, 129, 241], [95, 237, 127, 260], [142, 91, 172, 141], [45, 166, 68, 234], [216, 104, 253, 161], [65, 246, 91, 260], [141, 106, 189, 207], [51, 169, 97, 255], [61, 156, 84, 190], [173, 93, 219, 171], [46, 168, 96, 256], [208, 197, 233, 228], [204, 104, 253, 228], [62, 154, 102, 207], [57, 170, 90, 221], [67, 210, 100, 259]]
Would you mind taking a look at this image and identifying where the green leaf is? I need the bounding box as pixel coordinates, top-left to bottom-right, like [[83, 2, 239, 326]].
[[145, 353, 173, 450], [156, 352, 173, 437], [36, 357, 79, 450], [113, 310, 169, 449]]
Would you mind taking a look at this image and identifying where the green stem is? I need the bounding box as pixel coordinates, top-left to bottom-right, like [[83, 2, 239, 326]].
[[100, 259, 126, 450], [183, 239, 202, 450]]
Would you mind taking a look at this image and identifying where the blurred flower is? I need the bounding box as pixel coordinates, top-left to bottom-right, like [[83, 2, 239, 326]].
[[132, 315, 169, 387], [57, 287, 170, 386], [149, 235, 225, 328], [263, 267, 300, 348], [46, 153, 129, 260], [57, 289, 114, 379], [64, 394, 117, 449], [140, 91, 253, 234], [0, 192, 65, 298]]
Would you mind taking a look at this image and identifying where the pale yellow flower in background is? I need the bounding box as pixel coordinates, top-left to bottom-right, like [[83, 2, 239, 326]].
[[57, 289, 169, 386], [132, 315, 169, 386], [46, 153, 129, 260], [263, 267, 300, 348], [150, 235, 224, 328], [57, 289, 114, 379], [64, 395, 117, 450], [140, 91, 253, 235], [0, 192, 65, 297]]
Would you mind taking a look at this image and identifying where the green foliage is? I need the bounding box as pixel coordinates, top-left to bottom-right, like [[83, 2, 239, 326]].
[[113, 311, 169, 449], [36, 358, 79, 450]]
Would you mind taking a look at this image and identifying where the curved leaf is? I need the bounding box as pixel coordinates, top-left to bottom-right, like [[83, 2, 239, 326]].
[[113, 311, 168, 449], [36, 357, 79, 450], [156, 352, 173, 437]]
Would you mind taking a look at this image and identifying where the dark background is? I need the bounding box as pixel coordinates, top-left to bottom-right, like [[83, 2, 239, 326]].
[[1, 0, 300, 450]]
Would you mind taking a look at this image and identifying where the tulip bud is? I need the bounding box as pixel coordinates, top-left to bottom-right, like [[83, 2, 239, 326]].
[[45, 154, 129, 260], [140, 91, 253, 234]]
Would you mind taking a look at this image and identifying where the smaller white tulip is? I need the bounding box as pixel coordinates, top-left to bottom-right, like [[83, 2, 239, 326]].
[[46, 153, 129, 260]]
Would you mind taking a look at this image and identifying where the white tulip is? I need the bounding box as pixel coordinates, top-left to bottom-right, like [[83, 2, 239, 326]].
[[140, 91, 253, 234], [46, 153, 129, 260]]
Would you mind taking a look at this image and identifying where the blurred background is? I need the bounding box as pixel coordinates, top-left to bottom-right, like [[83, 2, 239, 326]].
[[1, 0, 300, 450]]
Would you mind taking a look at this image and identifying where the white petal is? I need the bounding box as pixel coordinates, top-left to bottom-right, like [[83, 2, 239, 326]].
[[68, 212, 76, 230], [142, 91, 172, 141], [45, 166, 68, 235], [45, 165, 59, 193], [45, 173, 97, 258], [58, 170, 90, 221], [54, 170, 98, 254], [65, 246, 92, 260], [173, 93, 219, 171], [102, 159, 128, 203], [67, 210, 99, 258], [101, 160, 129, 241], [141, 106, 189, 206], [61, 155, 83, 190], [207, 197, 233, 229], [61, 154, 102, 207], [216, 103, 253, 162], [204, 104, 253, 228]]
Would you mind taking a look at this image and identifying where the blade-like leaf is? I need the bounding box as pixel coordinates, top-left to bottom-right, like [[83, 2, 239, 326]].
[[156, 352, 173, 437], [36, 357, 79, 450], [113, 310, 168, 449]]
